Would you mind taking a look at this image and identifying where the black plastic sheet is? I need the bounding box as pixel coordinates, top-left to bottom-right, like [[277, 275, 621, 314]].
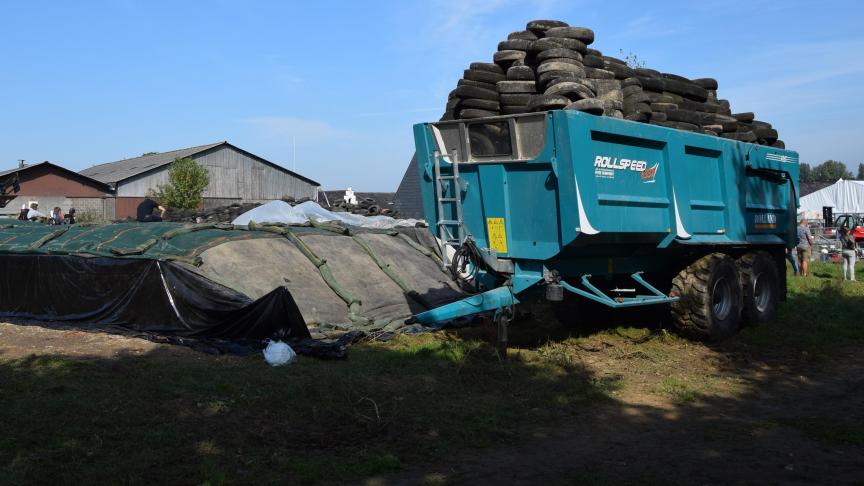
[[0, 254, 309, 340]]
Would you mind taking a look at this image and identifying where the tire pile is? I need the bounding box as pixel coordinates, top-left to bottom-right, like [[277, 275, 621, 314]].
[[443, 19, 784, 148], [163, 202, 263, 224]]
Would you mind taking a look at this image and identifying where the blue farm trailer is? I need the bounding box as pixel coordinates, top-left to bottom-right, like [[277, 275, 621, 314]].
[[410, 110, 799, 345]]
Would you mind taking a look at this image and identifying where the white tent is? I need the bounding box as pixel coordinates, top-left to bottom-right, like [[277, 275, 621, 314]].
[[799, 179, 864, 218]]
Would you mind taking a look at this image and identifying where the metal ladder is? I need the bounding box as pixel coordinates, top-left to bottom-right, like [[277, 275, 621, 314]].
[[433, 149, 465, 271]]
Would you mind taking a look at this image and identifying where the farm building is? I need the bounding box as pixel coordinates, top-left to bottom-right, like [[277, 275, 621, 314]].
[[0, 161, 114, 218], [80, 141, 320, 218], [392, 154, 424, 220]]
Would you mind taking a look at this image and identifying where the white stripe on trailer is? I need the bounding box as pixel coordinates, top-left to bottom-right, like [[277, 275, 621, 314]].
[[673, 190, 691, 239], [574, 176, 599, 235], [766, 153, 798, 163]]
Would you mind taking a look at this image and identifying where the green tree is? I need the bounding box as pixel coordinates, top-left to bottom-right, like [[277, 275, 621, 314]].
[[857, 163, 864, 180], [152, 157, 210, 209], [812, 160, 853, 182], [799, 163, 813, 183]]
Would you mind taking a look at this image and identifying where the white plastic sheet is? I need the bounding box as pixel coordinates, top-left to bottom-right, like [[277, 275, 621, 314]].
[[263, 339, 297, 366], [232, 200, 424, 229], [800, 179, 864, 215]]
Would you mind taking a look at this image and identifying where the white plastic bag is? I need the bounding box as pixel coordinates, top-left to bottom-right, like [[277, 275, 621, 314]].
[[263, 339, 297, 366]]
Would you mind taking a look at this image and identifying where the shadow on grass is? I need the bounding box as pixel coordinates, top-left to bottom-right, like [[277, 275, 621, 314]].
[[2, 264, 863, 485]]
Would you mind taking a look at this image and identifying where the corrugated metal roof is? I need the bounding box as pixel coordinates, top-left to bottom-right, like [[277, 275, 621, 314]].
[[79, 142, 225, 184], [0, 161, 112, 190], [393, 154, 425, 219]]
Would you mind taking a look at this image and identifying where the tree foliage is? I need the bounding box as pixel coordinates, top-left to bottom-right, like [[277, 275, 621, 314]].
[[811, 160, 853, 182], [799, 163, 813, 183], [152, 157, 209, 209], [858, 163, 864, 180]]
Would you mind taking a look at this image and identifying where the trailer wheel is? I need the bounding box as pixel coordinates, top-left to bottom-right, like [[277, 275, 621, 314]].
[[670, 253, 743, 341], [737, 252, 779, 324]]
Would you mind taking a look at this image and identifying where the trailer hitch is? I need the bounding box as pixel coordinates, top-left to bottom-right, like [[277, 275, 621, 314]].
[[559, 272, 678, 308]]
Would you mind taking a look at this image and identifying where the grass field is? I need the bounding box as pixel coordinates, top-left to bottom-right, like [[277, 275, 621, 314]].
[[1, 261, 863, 484]]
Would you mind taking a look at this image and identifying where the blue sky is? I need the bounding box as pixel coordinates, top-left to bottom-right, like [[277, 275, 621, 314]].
[[1, 0, 862, 190]]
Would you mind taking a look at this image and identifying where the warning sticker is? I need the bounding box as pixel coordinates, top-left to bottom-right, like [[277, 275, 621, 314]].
[[486, 217, 508, 254]]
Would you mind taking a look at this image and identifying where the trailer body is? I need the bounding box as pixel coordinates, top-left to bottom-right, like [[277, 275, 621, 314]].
[[411, 111, 799, 338]]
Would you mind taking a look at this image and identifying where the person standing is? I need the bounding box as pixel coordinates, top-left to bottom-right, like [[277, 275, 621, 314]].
[[796, 219, 814, 277], [839, 225, 857, 281], [786, 247, 799, 275]]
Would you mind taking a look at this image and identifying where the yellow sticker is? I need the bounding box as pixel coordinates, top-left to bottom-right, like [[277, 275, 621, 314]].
[[486, 217, 508, 254]]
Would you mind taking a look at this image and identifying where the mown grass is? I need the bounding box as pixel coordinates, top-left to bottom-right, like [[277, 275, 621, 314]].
[[0, 335, 610, 485], [2, 260, 862, 484], [738, 261, 864, 354]]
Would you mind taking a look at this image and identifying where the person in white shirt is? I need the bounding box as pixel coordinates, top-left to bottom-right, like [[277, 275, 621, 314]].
[[26, 202, 46, 220]]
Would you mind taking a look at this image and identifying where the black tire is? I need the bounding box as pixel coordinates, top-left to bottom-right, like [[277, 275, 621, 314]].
[[457, 108, 499, 119], [622, 77, 641, 88], [692, 77, 718, 90], [453, 84, 499, 101], [493, 50, 527, 64], [537, 71, 580, 89], [464, 69, 506, 84], [546, 76, 594, 92], [498, 39, 531, 51], [506, 65, 536, 81], [544, 26, 595, 44], [508, 30, 538, 41], [649, 111, 668, 122], [528, 38, 587, 55], [564, 98, 604, 115], [545, 81, 594, 100], [457, 98, 501, 111], [527, 94, 570, 112], [671, 253, 743, 341], [584, 67, 615, 79], [537, 61, 584, 75], [582, 55, 605, 68], [644, 92, 674, 103], [499, 93, 536, 105], [737, 252, 779, 324], [536, 48, 583, 62], [457, 78, 498, 91], [622, 85, 643, 98], [722, 131, 757, 142], [469, 62, 505, 75], [603, 62, 635, 79], [635, 68, 661, 78], [497, 80, 537, 94], [663, 120, 700, 132], [650, 102, 678, 112], [666, 109, 704, 125], [501, 105, 530, 115], [526, 19, 569, 33], [661, 72, 691, 82]]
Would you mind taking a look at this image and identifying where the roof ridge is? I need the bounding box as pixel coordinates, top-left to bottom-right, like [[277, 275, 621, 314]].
[[83, 141, 225, 170]]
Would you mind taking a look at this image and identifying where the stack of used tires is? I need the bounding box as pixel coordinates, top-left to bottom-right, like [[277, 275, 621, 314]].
[[442, 19, 783, 148]]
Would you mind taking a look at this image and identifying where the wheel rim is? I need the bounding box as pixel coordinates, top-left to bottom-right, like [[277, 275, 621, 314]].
[[711, 277, 732, 320], [753, 272, 771, 313]]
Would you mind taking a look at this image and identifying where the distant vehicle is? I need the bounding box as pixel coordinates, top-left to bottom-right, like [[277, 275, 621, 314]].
[[832, 214, 864, 246]]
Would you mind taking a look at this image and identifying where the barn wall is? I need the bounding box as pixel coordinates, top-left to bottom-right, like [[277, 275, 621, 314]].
[[115, 146, 319, 201], [0, 165, 112, 218]]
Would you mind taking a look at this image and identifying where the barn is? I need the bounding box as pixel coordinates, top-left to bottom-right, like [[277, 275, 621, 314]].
[[80, 141, 320, 218], [0, 161, 113, 218]]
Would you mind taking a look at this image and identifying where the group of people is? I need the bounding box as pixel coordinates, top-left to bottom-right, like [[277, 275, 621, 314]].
[[790, 218, 857, 281], [16, 202, 75, 225]]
